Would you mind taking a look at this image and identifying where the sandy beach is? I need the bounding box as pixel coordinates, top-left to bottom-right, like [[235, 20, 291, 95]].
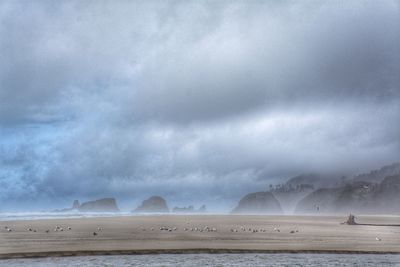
[[0, 215, 399, 259]]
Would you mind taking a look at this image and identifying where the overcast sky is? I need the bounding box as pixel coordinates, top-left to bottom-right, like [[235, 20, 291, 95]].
[[0, 0, 399, 211]]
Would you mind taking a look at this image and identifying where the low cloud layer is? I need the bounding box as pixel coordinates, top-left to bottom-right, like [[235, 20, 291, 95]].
[[0, 1, 399, 211]]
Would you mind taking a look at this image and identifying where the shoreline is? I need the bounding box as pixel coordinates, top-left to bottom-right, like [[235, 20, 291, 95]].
[[1, 213, 399, 223], [1, 249, 400, 260]]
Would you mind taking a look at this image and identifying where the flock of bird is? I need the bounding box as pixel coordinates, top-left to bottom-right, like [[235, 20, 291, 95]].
[[143, 223, 290, 234], [4, 224, 287, 234], [3, 225, 102, 236], [229, 226, 288, 233], [3, 223, 383, 241], [157, 225, 218, 232]]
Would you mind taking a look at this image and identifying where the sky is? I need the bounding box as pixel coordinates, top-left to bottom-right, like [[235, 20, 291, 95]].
[[0, 0, 399, 211]]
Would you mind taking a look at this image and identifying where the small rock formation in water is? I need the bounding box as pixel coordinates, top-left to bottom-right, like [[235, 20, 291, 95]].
[[78, 198, 120, 212], [53, 198, 119, 212], [172, 205, 194, 213], [231, 191, 283, 214], [134, 196, 169, 213], [172, 204, 207, 213]]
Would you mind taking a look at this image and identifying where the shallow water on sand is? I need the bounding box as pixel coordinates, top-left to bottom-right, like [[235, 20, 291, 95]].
[[1, 253, 400, 267]]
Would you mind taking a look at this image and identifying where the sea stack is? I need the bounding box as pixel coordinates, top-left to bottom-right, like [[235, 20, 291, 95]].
[[134, 196, 169, 213], [78, 198, 120, 212], [231, 191, 283, 214]]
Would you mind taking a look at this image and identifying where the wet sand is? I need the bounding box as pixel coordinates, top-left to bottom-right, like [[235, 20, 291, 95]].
[[0, 215, 399, 259]]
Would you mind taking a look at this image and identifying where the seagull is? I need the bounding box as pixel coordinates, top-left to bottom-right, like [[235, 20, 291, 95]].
[[376, 237, 382, 241], [93, 232, 98, 236]]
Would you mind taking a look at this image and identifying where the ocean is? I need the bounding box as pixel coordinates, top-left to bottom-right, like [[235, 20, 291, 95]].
[[0, 212, 214, 221], [1, 253, 400, 267], [0, 211, 133, 221]]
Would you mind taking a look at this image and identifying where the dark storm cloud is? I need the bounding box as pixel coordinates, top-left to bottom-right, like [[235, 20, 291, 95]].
[[0, 0, 399, 210], [1, 0, 399, 124]]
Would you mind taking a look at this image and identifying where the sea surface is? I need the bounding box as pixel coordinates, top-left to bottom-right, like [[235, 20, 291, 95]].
[[0, 212, 134, 221], [1, 253, 400, 267], [0, 212, 215, 221]]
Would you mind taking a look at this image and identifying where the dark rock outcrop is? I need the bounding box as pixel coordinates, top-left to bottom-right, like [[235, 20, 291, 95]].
[[134, 196, 169, 213], [172, 204, 207, 213], [231, 192, 283, 214], [54, 198, 119, 213], [78, 198, 120, 212]]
